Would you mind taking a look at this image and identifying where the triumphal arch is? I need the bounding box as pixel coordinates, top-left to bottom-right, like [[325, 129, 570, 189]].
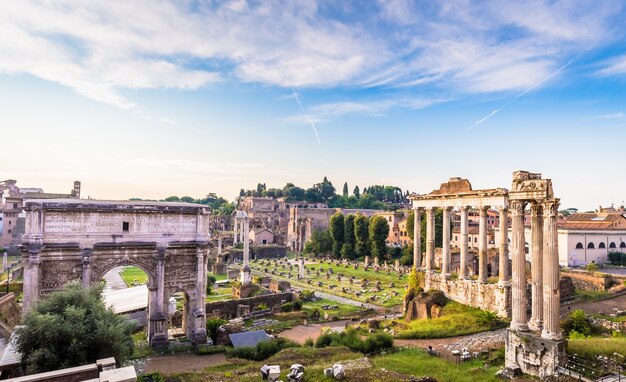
[[410, 171, 564, 378], [20, 199, 212, 348]]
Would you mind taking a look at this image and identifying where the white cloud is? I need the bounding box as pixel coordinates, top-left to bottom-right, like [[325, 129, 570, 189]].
[[596, 54, 626, 76], [309, 98, 443, 117], [0, 1, 622, 109]]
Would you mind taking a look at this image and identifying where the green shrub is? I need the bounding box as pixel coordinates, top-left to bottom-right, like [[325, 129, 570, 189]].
[[300, 290, 316, 301], [293, 299, 303, 311], [137, 372, 164, 382], [562, 309, 591, 337], [206, 317, 227, 343], [314, 328, 393, 354], [257, 303, 269, 311], [226, 338, 299, 361], [303, 338, 314, 347], [281, 303, 294, 312]]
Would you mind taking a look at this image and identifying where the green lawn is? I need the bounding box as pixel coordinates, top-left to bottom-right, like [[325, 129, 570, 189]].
[[394, 300, 507, 339], [119, 266, 149, 287], [371, 347, 505, 382], [164, 345, 506, 382], [249, 258, 406, 307], [567, 336, 626, 361], [206, 286, 233, 303], [302, 298, 367, 318]]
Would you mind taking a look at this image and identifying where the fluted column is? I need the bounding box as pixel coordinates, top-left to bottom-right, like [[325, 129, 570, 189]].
[[542, 199, 561, 340], [510, 200, 528, 331], [425, 207, 435, 272], [413, 208, 422, 269], [442, 207, 452, 276], [460, 206, 470, 279], [233, 218, 239, 243], [528, 202, 544, 331], [498, 207, 509, 285], [217, 234, 222, 255], [478, 206, 488, 283]]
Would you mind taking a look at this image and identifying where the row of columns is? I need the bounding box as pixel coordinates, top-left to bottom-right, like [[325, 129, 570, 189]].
[[510, 199, 561, 340], [412, 206, 509, 285]]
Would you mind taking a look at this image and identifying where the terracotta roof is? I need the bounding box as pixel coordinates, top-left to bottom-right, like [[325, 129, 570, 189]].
[[560, 212, 626, 230]]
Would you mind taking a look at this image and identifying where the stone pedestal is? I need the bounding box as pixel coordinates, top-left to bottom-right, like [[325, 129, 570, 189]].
[[505, 329, 566, 379]]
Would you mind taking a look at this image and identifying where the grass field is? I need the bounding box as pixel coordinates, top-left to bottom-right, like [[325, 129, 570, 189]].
[[165, 345, 506, 382], [249, 258, 406, 307], [393, 300, 507, 339], [567, 336, 626, 361], [301, 298, 368, 318], [206, 286, 233, 303], [119, 266, 149, 286], [371, 347, 505, 382]]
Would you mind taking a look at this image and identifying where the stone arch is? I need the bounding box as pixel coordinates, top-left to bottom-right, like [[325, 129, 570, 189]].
[[621, 242, 626, 248], [575, 242, 584, 249], [609, 242, 616, 248], [587, 242, 595, 249], [91, 258, 156, 289], [599, 242, 606, 249]]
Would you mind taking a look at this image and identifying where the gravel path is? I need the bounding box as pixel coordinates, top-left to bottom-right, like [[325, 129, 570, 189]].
[[394, 328, 507, 355], [561, 292, 626, 317], [102, 266, 128, 292], [143, 353, 227, 375]]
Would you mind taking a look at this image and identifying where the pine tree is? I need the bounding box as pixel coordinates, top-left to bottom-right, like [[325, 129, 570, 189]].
[[343, 182, 349, 197]]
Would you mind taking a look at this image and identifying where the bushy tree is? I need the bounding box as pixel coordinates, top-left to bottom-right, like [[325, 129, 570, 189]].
[[206, 317, 227, 343], [341, 214, 356, 259], [369, 215, 390, 258], [16, 282, 135, 374], [353, 186, 360, 199], [354, 214, 370, 258], [303, 229, 332, 255], [315, 176, 336, 202], [206, 274, 217, 294], [329, 212, 345, 259]]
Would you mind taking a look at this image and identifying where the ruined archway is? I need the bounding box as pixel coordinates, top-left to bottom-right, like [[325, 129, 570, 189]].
[[20, 199, 212, 348]]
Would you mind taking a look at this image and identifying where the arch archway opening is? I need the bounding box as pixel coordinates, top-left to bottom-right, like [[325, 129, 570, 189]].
[[100, 265, 150, 342]]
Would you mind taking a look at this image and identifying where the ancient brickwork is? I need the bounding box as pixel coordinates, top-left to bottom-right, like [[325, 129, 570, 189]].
[[19, 199, 212, 348], [425, 273, 511, 317]]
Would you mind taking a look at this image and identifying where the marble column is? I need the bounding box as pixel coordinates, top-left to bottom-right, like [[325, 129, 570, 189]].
[[194, 249, 208, 343], [442, 207, 452, 276], [510, 200, 528, 331], [528, 202, 544, 331], [81, 248, 92, 287], [460, 206, 470, 279], [241, 217, 251, 285], [413, 208, 422, 269], [22, 251, 41, 315], [478, 206, 488, 283], [156, 249, 165, 315], [233, 218, 239, 243], [217, 234, 222, 255], [425, 207, 435, 272], [542, 199, 561, 340], [498, 207, 509, 285]]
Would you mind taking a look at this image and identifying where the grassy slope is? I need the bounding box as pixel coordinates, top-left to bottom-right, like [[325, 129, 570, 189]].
[[301, 298, 367, 317], [395, 300, 507, 339], [567, 336, 626, 361]]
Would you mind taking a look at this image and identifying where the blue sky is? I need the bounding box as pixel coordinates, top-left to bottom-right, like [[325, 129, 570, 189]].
[[1, 1, 626, 210]]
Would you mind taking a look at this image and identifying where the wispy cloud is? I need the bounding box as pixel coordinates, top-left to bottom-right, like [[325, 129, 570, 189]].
[[0, 1, 623, 109], [592, 112, 625, 119], [310, 98, 443, 116], [596, 54, 626, 77]]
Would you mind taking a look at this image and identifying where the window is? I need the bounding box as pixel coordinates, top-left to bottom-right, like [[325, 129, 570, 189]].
[[455, 236, 458, 241], [621, 242, 626, 248], [122, 221, 129, 232], [587, 242, 595, 249], [610, 242, 616, 248], [599, 242, 606, 249], [262, 239, 267, 244], [7, 230, 11, 234], [13, 203, 18, 209], [575, 242, 584, 249]]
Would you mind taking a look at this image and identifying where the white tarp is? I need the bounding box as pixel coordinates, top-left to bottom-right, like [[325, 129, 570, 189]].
[[102, 285, 148, 314]]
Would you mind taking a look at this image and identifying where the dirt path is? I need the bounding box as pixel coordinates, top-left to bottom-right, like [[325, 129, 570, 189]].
[[394, 328, 507, 354], [278, 320, 350, 344], [561, 293, 626, 316], [144, 353, 227, 375]]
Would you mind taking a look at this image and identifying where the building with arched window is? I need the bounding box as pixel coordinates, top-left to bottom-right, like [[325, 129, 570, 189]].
[[495, 211, 626, 266]]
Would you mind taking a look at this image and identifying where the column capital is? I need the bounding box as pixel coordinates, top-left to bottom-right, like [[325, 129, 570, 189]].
[[530, 202, 543, 216], [459, 205, 470, 212], [541, 199, 560, 217], [509, 200, 526, 216]]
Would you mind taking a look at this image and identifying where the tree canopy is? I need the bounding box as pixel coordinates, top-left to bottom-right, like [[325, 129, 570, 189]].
[[369, 215, 390, 258], [16, 282, 135, 374], [329, 212, 345, 258]]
